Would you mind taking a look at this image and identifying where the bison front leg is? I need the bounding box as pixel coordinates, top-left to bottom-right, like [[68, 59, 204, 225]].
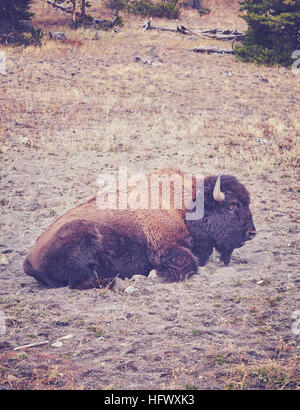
[[68, 265, 100, 289], [192, 240, 214, 267], [216, 245, 234, 266], [157, 246, 198, 282]]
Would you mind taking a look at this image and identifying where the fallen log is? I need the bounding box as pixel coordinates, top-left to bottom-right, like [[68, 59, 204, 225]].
[[192, 28, 244, 41], [198, 29, 243, 35], [203, 32, 244, 41], [177, 25, 199, 36], [46, 0, 73, 14], [143, 20, 244, 41], [190, 46, 235, 55], [143, 19, 179, 33], [143, 19, 198, 36], [14, 340, 49, 351]]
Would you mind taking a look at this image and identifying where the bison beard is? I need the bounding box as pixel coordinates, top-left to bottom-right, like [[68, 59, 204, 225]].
[[23, 170, 256, 289]]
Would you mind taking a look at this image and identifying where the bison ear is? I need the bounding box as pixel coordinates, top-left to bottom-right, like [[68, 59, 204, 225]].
[[213, 174, 225, 202]]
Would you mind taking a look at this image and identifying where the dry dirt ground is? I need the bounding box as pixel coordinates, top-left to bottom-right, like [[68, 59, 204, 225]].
[[0, 2, 299, 390]]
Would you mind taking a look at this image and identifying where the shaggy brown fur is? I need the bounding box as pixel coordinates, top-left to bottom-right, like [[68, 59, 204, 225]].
[[23, 168, 256, 288]]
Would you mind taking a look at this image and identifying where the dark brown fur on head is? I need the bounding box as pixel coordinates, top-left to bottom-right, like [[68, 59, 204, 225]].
[[187, 175, 255, 266], [23, 169, 255, 289]]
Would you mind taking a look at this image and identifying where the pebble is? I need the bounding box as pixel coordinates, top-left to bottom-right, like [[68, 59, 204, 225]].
[[256, 280, 264, 285], [51, 340, 63, 348], [124, 286, 139, 294], [0, 254, 9, 265], [59, 334, 73, 340], [130, 274, 147, 282]]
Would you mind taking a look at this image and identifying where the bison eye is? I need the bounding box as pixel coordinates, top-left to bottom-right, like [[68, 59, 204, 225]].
[[228, 203, 238, 213]]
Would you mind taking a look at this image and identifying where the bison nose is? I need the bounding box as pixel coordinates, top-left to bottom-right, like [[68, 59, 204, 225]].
[[246, 229, 256, 240]]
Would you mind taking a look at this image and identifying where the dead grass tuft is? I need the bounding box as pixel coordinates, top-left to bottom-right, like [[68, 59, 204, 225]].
[[225, 359, 299, 390]]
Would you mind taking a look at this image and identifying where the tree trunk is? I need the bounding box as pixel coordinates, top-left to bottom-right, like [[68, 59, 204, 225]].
[[72, 0, 76, 23], [81, 0, 86, 17]]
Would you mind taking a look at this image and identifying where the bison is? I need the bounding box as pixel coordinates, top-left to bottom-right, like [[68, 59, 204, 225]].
[[23, 169, 256, 289]]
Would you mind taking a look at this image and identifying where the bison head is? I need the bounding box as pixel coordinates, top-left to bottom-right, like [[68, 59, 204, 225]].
[[186, 174, 256, 266]]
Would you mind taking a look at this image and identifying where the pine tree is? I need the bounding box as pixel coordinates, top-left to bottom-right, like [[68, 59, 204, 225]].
[[0, 0, 36, 44], [0, 0, 33, 31], [235, 0, 300, 67]]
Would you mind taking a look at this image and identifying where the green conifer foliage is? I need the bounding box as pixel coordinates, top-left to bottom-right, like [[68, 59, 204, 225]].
[[235, 0, 300, 66]]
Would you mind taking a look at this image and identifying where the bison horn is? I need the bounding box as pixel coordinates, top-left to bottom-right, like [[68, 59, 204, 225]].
[[213, 174, 225, 202]]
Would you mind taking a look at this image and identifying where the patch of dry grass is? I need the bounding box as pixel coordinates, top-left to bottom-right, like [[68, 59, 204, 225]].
[[1, 3, 299, 177], [224, 359, 299, 390]]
